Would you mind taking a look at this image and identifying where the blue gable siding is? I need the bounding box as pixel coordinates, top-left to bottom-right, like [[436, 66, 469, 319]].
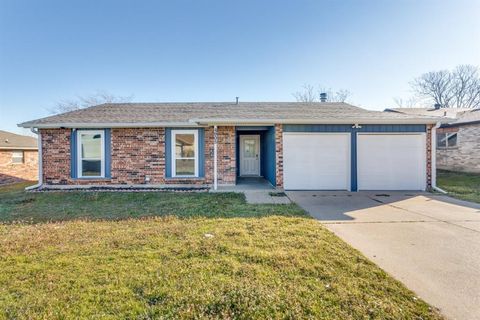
[[283, 124, 426, 191]]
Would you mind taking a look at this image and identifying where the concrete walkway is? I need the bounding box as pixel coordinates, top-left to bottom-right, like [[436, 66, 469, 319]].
[[288, 191, 480, 320]]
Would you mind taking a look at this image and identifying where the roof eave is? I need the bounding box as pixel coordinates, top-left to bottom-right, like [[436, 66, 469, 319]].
[[18, 122, 204, 129], [191, 118, 440, 125]]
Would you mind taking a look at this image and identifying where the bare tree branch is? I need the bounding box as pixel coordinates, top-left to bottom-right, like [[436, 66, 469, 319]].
[[411, 65, 480, 108], [293, 84, 317, 102], [293, 84, 352, 103], [393, 96, 419, 108], [49, 91, 133, 114]]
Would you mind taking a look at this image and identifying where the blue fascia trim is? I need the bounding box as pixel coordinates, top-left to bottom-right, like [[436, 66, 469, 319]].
[[165, 128, 204, 178], [283, 124, 426, 133]]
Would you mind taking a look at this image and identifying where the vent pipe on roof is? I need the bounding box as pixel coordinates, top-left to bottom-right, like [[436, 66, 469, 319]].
[[434, 103, 441, 110], [320, 93, 327, 102], [235, 97, 239, 105]]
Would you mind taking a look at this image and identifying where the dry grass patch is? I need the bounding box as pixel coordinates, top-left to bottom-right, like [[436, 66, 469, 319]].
[[0, 216, 442, 319]]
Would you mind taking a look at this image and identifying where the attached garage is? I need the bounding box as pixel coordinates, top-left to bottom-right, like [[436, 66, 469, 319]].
[[357, 133, 426, 190], [283, 133, 350, 190]]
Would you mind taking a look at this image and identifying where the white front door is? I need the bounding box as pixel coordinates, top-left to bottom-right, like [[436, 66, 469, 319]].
[[240, 135, 260, 176]]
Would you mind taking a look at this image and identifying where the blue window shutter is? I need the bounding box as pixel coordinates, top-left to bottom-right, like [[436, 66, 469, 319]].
[[198, 128, 205, 177], [104, 129, 111, 178], [165, 128, 172, 178], [70, 129, 77, 178]]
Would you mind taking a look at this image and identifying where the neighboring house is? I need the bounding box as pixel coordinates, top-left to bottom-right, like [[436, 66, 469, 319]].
[[0, 130, 38, 184], [386, 106, 480, 173], [19, 102, 439, 191]]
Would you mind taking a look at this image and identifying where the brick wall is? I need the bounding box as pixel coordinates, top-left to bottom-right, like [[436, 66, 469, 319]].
[[275, 124, 283, 189], [205, 126, 236, 185], [437, 124, 480, 173], [40, 126, 237, 186], [0, 149, 38, 184]]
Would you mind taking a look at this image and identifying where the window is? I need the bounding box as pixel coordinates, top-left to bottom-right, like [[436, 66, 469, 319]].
[[77, 130, 104, 178], [437, 132, 458, 148], [172, 130, 198, 177], [11, 151, 24, 164]]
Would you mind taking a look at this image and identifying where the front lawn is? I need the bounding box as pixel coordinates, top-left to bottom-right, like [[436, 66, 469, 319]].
[[437, 169, 480, 203], [0, 183, 442, 319]]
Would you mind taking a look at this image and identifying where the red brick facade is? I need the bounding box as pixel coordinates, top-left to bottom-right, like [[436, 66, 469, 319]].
[[39, 124, 434, 189], [0, 149, 38, 184], [40, 127, 237, 186]]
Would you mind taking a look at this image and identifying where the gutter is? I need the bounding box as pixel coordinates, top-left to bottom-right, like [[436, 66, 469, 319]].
[[430, 121, 448, 194], [25, 128, 43, 191], [18, 122, 203, 129], [191, 118, 440, 125]]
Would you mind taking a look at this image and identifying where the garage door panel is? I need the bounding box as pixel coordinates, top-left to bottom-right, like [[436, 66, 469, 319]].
[[358, 134, 426, 191], [283, 133, 350, 190]]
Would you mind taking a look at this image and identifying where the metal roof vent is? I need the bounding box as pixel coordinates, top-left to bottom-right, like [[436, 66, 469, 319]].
[[320, 93, 327, 102]]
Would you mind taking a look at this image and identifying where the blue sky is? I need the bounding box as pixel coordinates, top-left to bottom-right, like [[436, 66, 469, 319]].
[[1, 0, 479, 134]]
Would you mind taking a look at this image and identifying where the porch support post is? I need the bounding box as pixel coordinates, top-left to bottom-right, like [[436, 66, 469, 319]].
[[213, 125, 218, 190]]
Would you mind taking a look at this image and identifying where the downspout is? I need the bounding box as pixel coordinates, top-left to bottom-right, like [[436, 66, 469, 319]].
[[213, 125, 218, 190], [431, 122, 448, 194], [25, 127, 43, 190]]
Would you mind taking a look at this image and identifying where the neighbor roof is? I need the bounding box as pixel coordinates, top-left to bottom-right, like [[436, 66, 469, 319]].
[[0, 130, 37, 150], [19, 102, 440, 128], [445, 108, 480, 127], [385, 107, 473, 118], [386, 107, 480, 127]]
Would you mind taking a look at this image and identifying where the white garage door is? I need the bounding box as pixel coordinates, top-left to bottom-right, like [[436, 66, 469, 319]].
[[283, 133, 350, 190], [357, 134, 426, 190]]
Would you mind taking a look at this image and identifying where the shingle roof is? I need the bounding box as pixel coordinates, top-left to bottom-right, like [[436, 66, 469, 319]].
[[19, 102, 439, 128], [0, 130, 37, 149], [386, 107, 480, 126], [385, 107, 473, 118]]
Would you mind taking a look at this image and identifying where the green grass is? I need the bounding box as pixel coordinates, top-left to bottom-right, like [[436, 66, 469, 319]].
[[0, 183, 443, 319], [437, 169, 480, 203]]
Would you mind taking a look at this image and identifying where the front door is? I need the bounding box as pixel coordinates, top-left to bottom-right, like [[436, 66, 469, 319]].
[[240, 135, 260, 176]]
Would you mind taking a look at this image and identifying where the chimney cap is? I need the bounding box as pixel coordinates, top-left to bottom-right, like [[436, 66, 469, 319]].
[[320, 92, 327, 102]]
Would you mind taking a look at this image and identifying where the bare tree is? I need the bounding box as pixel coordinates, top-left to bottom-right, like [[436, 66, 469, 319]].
[[49, 91, 133, 114], [411, 65, 480, 108], [293, 84, 317, 102], [392, 96, 419, 108], [293, 84, 352, 102]]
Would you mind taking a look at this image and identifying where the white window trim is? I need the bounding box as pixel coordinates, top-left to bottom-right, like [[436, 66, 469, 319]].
[[171, 129, 199, 178], [11, 151, 24, 165], [77, 130, 105, 178], [437, 132, 458, 149]]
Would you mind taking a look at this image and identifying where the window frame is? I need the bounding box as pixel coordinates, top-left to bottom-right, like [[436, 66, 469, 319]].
[[437, 132, 458, 149], [11, 151, 24, 164], [171, 129, 199, 178], [77, 130, 105, 178]]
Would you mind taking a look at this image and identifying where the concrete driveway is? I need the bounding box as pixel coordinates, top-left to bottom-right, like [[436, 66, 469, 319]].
[[287, 191, 480, 320]]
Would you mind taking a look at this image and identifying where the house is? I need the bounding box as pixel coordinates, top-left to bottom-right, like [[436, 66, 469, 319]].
[[0, 130, 38, 184], [18, 102, 439, 191], [386, 106, 480, 173]]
